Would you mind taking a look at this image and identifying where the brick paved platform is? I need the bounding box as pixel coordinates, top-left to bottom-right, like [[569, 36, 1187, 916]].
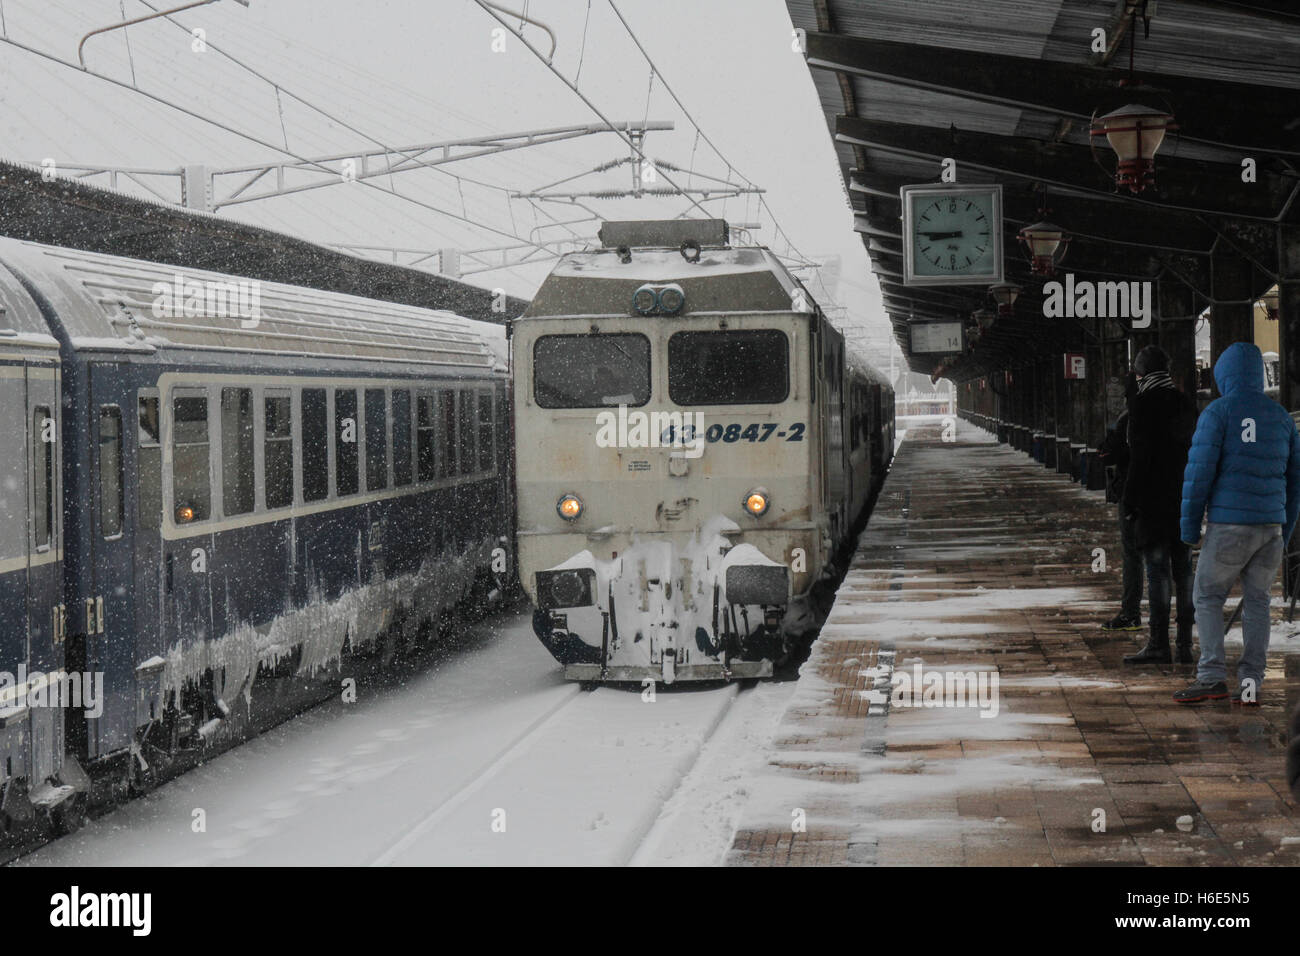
[[727, 420, 1300, 866]]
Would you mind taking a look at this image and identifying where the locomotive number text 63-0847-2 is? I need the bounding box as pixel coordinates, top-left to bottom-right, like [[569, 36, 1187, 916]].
[[660, 422, 806, 444]]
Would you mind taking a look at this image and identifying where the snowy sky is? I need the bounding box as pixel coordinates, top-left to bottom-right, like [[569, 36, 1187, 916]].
[[0, 0, 900, 366]]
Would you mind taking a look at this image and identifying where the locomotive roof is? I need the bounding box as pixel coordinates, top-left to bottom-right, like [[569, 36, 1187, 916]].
[[0, 238, 507, 371], [522, 245, 811, 318]]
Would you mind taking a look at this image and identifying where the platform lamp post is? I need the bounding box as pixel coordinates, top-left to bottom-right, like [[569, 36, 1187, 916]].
[[988, 282, 1021, 317], [1090, 104, 1177, 194], [1017, 222, 1070, 277], [1262, 286, 1280, 321]]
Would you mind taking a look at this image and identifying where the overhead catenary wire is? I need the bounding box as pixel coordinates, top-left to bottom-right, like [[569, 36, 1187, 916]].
[[25, 0, 496, 249], [16, 0, 612, 280], [471, 0, 713, 220], [38, 0, 593, 273], [604, 0, 815, 262], [128, 0, 576, 253], [9, 1, 597, 287], [0, 30, 560, 258]]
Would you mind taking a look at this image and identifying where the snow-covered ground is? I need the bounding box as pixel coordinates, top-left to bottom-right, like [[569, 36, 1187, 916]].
[[16, 606, 787, 867]]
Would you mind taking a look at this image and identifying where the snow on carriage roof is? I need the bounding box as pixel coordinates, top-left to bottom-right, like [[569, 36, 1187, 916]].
[[0, 257, 60, 350], [0, 238, 506, 370]]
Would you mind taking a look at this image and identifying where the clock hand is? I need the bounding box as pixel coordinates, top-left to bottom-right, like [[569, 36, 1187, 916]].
[[918, 230, 963, 239]]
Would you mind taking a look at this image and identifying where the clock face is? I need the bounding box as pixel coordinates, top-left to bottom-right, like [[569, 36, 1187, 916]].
[[901, 185, 1003, 285]]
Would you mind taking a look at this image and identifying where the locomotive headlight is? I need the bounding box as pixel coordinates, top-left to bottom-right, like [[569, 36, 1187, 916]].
[[556, 494, 584, 521], [176, 505, 195, 523], [657, 283, 685, 315], [743, 488, 770, 517], [632, 285, 658, 315]]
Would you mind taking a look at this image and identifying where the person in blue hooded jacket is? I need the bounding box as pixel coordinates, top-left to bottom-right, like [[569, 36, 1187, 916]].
[[1175, 341, 1300, 705]]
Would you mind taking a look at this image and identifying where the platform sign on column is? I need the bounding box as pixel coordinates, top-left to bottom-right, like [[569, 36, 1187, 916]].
[[1063, 352, 1086, 380]]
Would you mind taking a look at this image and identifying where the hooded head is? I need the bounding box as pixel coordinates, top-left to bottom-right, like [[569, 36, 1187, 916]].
[[1213, 341, 1265, 396]]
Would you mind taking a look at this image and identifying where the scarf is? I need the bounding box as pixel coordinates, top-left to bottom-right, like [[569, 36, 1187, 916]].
[[1136, 369, 1174, 394]]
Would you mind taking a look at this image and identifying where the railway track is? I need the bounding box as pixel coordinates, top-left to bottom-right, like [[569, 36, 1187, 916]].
[[15, 609, 778, 866], [369, 681, 752, 866]]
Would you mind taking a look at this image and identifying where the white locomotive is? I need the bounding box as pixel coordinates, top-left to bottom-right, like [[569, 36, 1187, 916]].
[[511, 220, 893, 683]]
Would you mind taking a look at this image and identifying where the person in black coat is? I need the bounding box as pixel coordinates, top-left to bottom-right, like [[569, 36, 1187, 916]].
[[1096, 377, 1142, 631], [1122, 346, 1199, 664]]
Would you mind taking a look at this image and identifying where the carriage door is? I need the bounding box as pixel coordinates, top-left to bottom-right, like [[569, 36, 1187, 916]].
[[87, 364, 135, 756], [24, 360, 62, 783]]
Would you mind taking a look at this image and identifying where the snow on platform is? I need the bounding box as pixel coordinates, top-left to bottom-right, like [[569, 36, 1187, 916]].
[[727, 420, 1300, 866]]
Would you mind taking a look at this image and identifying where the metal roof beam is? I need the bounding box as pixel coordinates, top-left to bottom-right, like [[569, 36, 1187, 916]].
[[851, 171, 1217, 252], [805, 31, 1300, 156], [836, 115, 1287, 221]]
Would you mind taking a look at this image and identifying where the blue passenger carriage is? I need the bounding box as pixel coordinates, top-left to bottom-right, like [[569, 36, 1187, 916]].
[[0, 239, 511, 832]]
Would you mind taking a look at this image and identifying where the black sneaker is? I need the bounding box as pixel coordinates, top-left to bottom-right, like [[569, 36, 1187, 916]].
[[1230, 684, 1262, 707], [1173, 680, 1228, 704], [1103, 613, 1142, 631]]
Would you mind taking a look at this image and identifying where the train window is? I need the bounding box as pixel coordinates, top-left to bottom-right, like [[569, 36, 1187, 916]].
[[138, 392, 161, 530], [439, 391, 456, 477], [393, 389, 412, 486], [533, 333, 651, 408], [302, 388, 328, 502], [99, 406, 124, 537], [668, 330, 789, 405], [477, 392, 494, 472], [32, 405, 53, 548], [365, 388, 387, 491], [264, 392, 293, 509], [138, 394, 160, 445], [457, 389, 475, 475], [221, 388, 256, 517], [416, 391, 437, 482], [172, 392, 211, 522], [335, 389, 359, 496]]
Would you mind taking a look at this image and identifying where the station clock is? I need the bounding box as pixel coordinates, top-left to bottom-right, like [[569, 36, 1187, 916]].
[[900, 183, 1004, 286]]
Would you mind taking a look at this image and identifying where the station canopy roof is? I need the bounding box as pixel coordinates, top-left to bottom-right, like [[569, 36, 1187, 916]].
[[785, 0, 1300, 380]]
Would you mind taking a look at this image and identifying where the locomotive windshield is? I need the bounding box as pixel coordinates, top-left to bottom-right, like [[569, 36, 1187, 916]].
[[534, 333, 651, 408], [668, 329, 789, 405]]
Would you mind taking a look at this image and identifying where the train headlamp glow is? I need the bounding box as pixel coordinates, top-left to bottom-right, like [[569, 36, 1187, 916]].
[[176, 505, 195, 523], [556, 494, 584, 521], [657, 283, 685, 315], [743, 488, 770, 517], [632, 285, 658, 315]]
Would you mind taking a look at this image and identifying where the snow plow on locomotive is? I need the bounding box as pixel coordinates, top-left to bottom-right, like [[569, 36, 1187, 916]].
[[511, 220, 894, 684]]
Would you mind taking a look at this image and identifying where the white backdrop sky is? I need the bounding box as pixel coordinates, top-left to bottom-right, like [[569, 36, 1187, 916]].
[[0, 0, 899, 367]]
